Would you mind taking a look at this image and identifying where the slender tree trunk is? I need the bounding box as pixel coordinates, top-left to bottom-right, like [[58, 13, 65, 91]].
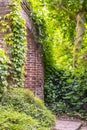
[[73, 11, 85, 67]]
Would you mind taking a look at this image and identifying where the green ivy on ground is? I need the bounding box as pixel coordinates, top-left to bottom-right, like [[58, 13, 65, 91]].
[[0, 88, 56, 130], [44, 67, 87, 120]]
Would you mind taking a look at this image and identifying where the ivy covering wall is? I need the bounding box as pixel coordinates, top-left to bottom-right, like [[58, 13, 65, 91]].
[[8, 0, 27, 87], [0, 0, 27, 95], [0, 49, 10, 98]]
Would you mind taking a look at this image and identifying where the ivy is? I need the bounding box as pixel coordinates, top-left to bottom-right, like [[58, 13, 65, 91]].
[[27, 0, 56, 71], [0, 49, 10, 99], [0, 0, 27, 93], [5, 0, 27, 87], [44, 67, 87, 119]]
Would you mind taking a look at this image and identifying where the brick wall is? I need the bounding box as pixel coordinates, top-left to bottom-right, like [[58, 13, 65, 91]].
[[22, 1, 44, 99], [0, 0, 44, 99], [35, 44, 44, 99]]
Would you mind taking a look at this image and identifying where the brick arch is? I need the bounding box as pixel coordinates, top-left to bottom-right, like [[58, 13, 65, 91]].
[[0, 0, 44, 99]]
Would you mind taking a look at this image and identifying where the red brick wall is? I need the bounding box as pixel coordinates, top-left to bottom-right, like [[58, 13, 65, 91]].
[[0, 0, 44, 99], [22, 2, 44, 99], [35, 44, 44, 99], [25, 29, 44, 99]]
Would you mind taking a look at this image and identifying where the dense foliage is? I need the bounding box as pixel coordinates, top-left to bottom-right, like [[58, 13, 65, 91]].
[[0, 88, 55, 130], [0, 0, 27, 94], [0, 49, 10, 97], [28, 0, 87, 69], [1, 0, 87, 124], [45, 68, 87, 118], [7, 0, 27, 87], [28, 0, 87, 119]]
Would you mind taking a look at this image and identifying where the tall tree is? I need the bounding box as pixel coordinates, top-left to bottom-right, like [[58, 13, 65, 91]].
[[57, 0, 87, 67]]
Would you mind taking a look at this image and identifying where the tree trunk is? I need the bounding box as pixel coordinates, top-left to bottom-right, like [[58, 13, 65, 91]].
[[73, 12, 85, 67]]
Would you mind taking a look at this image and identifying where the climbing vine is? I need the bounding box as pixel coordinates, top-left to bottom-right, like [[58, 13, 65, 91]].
[[27, 0, 56, 72], [5, 0, 27, 87], [0, 49, 10, 98], [0, 0, 27, 94]]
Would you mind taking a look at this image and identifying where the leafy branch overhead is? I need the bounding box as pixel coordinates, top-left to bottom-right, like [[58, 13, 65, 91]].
[[57, 0, 87, 67], [57, 1, 76, 20]]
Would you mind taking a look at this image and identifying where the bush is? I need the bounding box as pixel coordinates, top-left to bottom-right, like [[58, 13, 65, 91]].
[[0, 105, 38, 130], [0, 88, 55, 130], [44, 67, 87, 119]]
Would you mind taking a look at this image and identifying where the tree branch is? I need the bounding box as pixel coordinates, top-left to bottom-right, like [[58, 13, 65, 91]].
[[58, 4, 76, 20]]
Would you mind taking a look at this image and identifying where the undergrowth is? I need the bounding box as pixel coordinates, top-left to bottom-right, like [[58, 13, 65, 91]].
[[0, 88, 55, 130], [44, 67, 87, 120]]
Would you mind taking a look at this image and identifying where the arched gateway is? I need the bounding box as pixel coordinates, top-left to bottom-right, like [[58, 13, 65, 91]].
[[0, 0, 44, 99]]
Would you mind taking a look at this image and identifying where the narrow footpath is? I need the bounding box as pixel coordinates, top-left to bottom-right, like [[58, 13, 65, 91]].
[[53, 118, 87, 130]]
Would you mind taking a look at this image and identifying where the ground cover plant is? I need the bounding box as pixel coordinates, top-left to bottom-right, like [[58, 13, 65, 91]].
[[44, 68, 87, 119], [0, 88, 55, 130]]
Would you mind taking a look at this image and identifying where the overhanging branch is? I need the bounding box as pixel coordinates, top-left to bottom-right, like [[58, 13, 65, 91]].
[[58, 4, 76, 20]]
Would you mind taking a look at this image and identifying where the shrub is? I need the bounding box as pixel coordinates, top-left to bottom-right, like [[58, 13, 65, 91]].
[[0, 105, 38, 130], [0, 88, 56, 130], [44, 67, 87, 119]]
